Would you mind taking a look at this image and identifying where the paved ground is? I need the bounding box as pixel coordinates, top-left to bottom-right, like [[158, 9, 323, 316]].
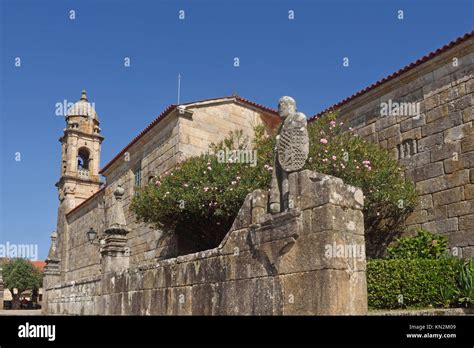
[[0, 309, 43, 316]]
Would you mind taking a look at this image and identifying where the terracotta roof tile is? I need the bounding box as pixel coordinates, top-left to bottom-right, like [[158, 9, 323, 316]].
[[31, 261, 46, 272], [309, 30, 474, 121]]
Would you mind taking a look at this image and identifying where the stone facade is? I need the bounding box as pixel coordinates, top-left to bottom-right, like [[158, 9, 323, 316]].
[[43, 170, 367, 315], [319, 34, 473, 257]]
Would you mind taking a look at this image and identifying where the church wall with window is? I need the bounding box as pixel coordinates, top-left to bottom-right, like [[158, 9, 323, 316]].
[[324, 36, 473, 257]]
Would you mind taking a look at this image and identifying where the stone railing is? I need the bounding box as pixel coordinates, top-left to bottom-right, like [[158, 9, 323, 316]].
[[77, 168, 90, 179]]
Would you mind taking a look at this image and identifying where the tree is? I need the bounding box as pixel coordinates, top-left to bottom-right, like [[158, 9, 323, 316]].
[[2, 258, 43, 309]]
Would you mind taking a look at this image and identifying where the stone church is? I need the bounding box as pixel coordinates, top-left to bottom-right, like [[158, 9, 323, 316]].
[[43, 31, 473, 314], [49, 93, 281, 282]]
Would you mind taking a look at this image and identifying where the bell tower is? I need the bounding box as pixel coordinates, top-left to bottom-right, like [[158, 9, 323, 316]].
[[56, 90, 103, 211], [52, 90, 104, 281]]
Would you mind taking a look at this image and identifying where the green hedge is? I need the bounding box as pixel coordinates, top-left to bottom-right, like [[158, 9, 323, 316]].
[[367, 258, 460, 309]]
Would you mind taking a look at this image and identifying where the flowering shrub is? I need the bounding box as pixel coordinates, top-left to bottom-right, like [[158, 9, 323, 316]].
[[306, 113, 417, 257], [131, 112, 416, 256], [130, 128, 274, 251]]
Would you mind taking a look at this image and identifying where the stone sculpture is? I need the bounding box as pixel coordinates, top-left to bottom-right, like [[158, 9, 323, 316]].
[[270, 96, 309, 213]]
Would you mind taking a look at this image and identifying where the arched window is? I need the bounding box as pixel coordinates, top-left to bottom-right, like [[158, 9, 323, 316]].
[[77, 147, 90, 170]]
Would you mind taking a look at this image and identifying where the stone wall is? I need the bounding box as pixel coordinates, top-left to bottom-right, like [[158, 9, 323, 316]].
[[43, 170, 367, 315], [65, 190, 105, 282], [60, 100, 279, 283], [334, 36, 473, 257]]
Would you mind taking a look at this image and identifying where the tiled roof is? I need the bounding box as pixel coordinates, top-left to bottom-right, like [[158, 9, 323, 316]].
[[31, 261, 46, 272], [99, 95, 278, 174], [309, 30, 474, 121]]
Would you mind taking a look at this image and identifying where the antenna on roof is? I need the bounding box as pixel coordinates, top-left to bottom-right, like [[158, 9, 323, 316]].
[[177, 73, 182, 105]]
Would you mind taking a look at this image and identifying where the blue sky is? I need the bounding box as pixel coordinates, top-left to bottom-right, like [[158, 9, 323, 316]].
[[0, 0, 472, 259]]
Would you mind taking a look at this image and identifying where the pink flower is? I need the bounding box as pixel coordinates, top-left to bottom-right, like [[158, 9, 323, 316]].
[[332, 155, 337, 160], [267, 166, 273, 171], [320, 138, 328, 145], [207, 166, 212, 171], [155, 180, 161, 186], [203, 187, 209, 192], [236, 176, 241, 181], [362, 160, 371, 165], [322, 158, 328, 162], [329, 120, 336, 127]]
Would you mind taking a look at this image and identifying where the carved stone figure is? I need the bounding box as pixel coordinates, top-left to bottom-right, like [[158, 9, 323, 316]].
[[270, 96, 309, 213]]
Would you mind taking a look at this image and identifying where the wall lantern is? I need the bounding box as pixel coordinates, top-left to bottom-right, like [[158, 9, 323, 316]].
[[86, 227, 98, 244]]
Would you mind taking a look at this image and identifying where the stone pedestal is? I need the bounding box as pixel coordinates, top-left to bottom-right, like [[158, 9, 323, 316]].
[[100, 186, 130, 274], [43, 260, 61, 288], [42, 232, 61, 314], [231, 169, 367, 315], [284, 170, 367, 314], [101, 230, 130, 273]]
